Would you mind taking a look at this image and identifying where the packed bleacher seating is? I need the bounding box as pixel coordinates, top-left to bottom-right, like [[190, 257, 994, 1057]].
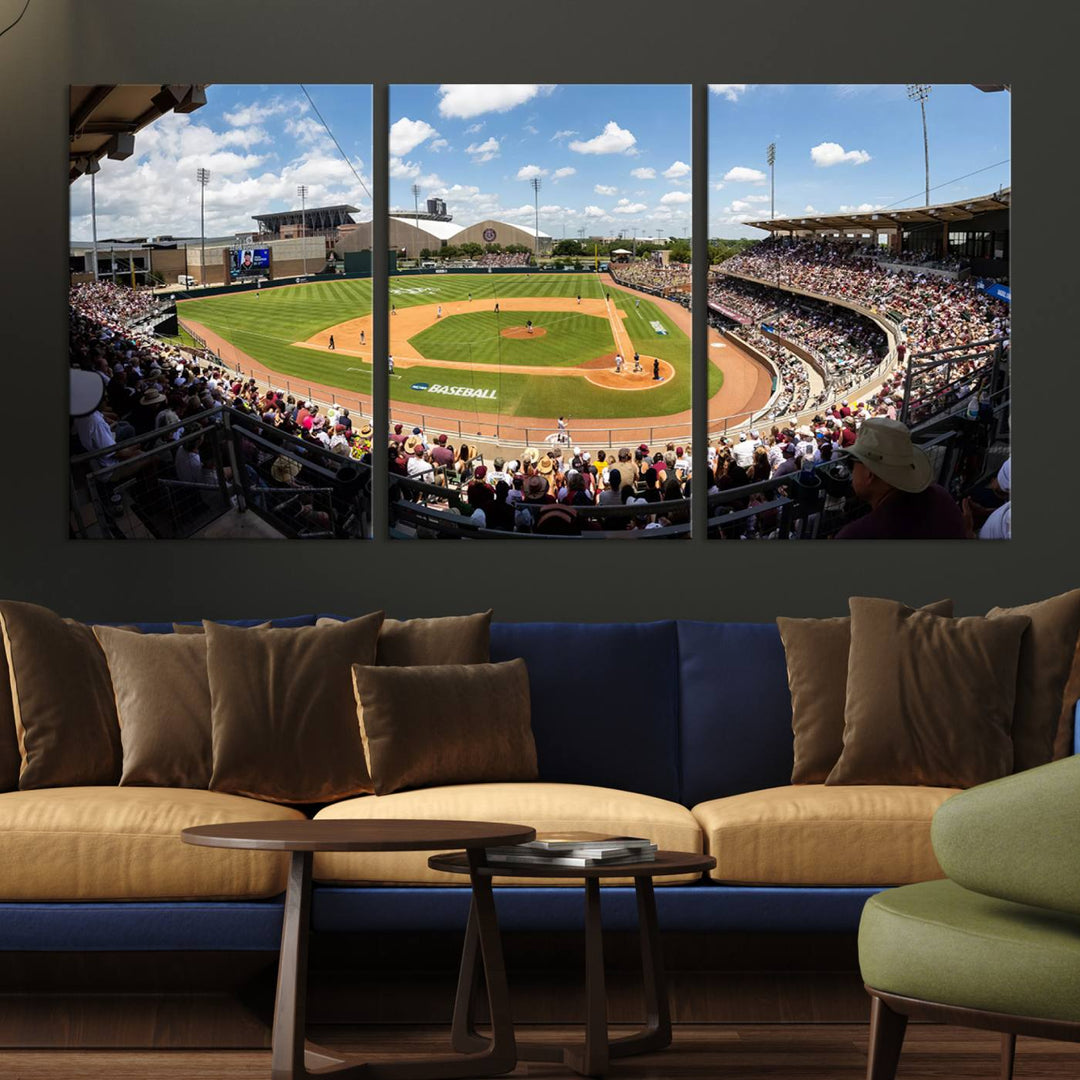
[[719, 238, 1009, 357], [609, 259, 691, 296], [474, 251, 531, 267], [388, 425, 692, 535]]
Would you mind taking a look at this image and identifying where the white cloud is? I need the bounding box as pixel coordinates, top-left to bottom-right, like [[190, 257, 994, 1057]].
[[551, 166, 576, 179], [594, 184, 618, 196], [539, 204, 564, 214], [389, 157, 422, 179], [839, 202, 885, 213], [389, 117, 438, 156], [744, 194, 770, 203], [660, 190, 691, 205], [284, 116, 331, 149], [516, 164, 547, 180], [428, 138, 449, 152], [550, 129, 578, 141], [709, 85, 749, 102], [810, 141, 871, 167], [464, 122, 484, 134], [569, 121, 637, 155], [465, 136, 500, 163], [663, 160, 691, 180], [631, 167, 656, 180], [723, 166, 767, 183], [728, 200, 758, 213], [804, 204, 817, 214], [68, 108, 373, 239], [712, 181, 725, 190], [523, 124, 539, 135], [436, 84, 555, 120], [583, 205, 606, 218], [222, 100, 298, 126], [612, 199, 647, 214]]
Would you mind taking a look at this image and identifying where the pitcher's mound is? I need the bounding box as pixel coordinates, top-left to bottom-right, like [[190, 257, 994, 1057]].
[[501, 326, 547, 340]]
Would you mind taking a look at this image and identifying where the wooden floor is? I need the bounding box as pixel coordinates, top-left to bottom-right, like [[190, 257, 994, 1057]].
[[3, 1024, 1080, 1079]]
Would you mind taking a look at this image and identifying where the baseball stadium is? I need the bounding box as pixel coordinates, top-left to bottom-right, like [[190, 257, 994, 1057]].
[[68, 82, 1010, 542]]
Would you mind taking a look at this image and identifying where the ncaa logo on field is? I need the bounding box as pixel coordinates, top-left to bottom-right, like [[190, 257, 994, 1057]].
[[410, 382, 430, 392], [482, 228, 497, 242]]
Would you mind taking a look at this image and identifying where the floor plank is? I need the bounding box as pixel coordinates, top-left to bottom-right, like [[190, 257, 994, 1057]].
[[1, 1025, 1079, 1079]]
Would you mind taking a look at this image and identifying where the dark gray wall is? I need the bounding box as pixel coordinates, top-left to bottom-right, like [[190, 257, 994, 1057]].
[[0, 0, 1071, 622]]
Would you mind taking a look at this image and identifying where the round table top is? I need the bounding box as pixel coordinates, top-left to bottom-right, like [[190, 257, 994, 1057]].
[[181, 819, 536, 853], [428, 849, 715, 879]]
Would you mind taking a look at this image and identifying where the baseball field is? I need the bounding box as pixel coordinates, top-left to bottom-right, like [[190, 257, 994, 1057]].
[[177, 273, 725, 431]]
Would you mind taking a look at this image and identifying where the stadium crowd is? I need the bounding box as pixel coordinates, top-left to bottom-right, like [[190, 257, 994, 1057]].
[[609, 260, 691, 296], [720, 238, 1009, 358], [388, 427, 692, 535], [474, 251, 532, 267]]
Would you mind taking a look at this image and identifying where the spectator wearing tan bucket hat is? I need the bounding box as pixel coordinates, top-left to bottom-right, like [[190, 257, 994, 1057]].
[[835, 418, 966, 540]]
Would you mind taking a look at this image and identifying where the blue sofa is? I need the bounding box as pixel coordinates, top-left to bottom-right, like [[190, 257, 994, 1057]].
[[2, 616, 1075, 955]]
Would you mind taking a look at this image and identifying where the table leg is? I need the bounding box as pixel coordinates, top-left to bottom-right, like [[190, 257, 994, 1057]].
[[609, 876, 671, 1058], [449, 898, 487, 1054], [272, 851, 319, 1080], [272, 850, 515, 1080], [563, 877, 609, 1078]]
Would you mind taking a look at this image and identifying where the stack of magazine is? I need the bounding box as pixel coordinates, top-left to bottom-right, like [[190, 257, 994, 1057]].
[[484, 832, 657, 868]]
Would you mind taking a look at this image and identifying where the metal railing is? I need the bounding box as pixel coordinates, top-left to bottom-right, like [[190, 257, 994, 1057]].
[[70, 405, 371, 540]]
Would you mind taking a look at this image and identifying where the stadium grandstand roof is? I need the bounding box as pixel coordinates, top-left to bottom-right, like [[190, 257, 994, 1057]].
[[745, 188, 1010, 234], [253, 205, 359, 230], [70, 85, 209, 183], [389, 216, 462, 241]]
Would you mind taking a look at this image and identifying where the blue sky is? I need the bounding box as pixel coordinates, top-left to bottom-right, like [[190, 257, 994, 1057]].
[[70, 84, 372, 240], [708, 84, 1011, 239], [389, 85, 692, 240]]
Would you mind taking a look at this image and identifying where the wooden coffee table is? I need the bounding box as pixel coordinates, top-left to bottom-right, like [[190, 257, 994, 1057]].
[[183, 819, 534, 1080], [429, 848, 716, 1078]]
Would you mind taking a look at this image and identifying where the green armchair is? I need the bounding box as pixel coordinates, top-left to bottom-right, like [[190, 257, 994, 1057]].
[[858, 754, 1080, 1080]]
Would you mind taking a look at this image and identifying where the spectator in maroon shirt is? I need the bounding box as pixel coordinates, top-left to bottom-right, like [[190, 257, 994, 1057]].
[[430, 433, 455, 468], [835, 418, 966, 540]]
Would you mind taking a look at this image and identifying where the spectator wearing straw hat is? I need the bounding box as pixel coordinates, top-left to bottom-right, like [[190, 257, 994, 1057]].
[[835, 418, 966, 540]]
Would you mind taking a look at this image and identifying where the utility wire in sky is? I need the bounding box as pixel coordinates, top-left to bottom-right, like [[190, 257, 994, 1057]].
[[298, 84, 372, 204]]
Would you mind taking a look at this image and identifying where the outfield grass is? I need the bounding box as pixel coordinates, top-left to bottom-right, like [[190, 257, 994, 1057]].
[[175, 274, 717, 420], [407, 310, 614, 368], [178, 278, 374, 397]]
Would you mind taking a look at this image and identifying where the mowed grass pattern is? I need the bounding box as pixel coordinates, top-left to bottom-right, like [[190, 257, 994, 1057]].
[[178, 278, 374, 396], [408, 310, 614, 367], [176, 274, 714, 419]]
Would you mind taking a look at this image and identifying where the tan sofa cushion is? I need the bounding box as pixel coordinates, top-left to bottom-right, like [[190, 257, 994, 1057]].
[[693, 784, 959, 886], [0, 787, 305, 900], [313, 782, 702, 886]]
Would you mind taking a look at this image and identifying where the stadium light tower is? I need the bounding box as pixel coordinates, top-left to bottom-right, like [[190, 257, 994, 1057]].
[[530, 176, 542, 258], [195, 167, 210, 285], [85, 157, 101, 281], [297, 184, 309, 277], [906, 84, 932, 207], [766, 142, 776, 220], [411, 183, 421, 259]]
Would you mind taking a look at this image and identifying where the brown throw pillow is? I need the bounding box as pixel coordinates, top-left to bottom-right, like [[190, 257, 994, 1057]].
[[172, 622, 271, 634], [987, 590, 1080, 772], [92, 626, 212, 788], [0, 601, 121, 788], [317, 611, 492, 666], [0, 647, 19, 793], [351, 659, 536, 796], [778, 599, 954, 784], [206, 613, 384, 803], [1057, 639, 1080, 760], [827, 597, 1030, 788]]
